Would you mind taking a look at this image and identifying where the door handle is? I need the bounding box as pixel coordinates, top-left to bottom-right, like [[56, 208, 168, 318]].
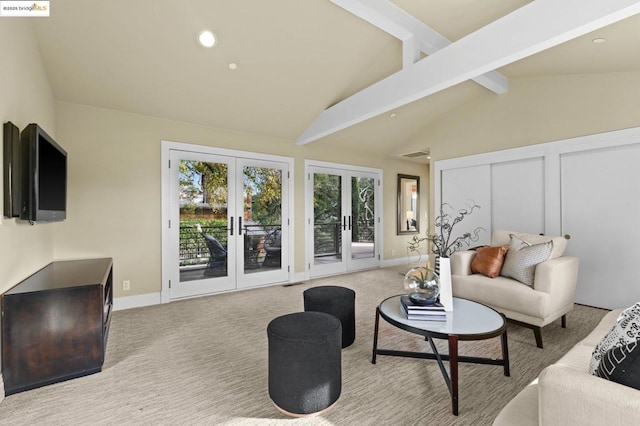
[[348, 216, 352, 231], [238, 216, 243, 235], [342, 216, 347, 231], [229, 217, 234, 236]]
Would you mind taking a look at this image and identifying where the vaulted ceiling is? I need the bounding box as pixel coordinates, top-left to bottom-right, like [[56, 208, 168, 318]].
[[32, 1, 640, 161]]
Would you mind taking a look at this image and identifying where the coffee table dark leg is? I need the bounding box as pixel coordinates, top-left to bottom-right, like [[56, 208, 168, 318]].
[[448, 335, 459, 416], [372, 306, 380, 364], [501, 322, 510, 377]]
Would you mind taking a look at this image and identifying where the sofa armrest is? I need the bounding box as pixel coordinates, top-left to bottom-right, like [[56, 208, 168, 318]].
[[451, 250, 477, 276], [533, 256, 579, 296], [539, 364, 640, 425]]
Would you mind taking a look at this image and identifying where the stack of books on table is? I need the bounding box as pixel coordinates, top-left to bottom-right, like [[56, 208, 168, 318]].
[[400, 295, 447, 321]]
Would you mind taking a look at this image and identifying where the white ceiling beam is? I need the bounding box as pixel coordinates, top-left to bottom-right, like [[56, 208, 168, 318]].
[[402, 35, 420, 68], [298, 0, 640, 145], [330, 0, 508, 94]]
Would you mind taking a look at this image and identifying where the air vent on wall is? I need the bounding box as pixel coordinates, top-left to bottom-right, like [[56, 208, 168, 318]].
[[401, 150, 430, 159]]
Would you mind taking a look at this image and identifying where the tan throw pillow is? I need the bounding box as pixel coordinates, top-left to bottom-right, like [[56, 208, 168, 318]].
[[500, 234, 553, 286], [471, 245, 509, 278]]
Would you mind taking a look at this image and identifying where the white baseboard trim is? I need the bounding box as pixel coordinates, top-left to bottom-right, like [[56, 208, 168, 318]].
[[113, 265, 407, 311], [114, 292, 162, 311], [381, 255, 429, 268], [292, 272, 306, 283]]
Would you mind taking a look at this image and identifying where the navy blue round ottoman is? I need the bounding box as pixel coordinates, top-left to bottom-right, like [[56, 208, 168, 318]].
[[304, 286, 356, 348], [267, 311, 342, 417]]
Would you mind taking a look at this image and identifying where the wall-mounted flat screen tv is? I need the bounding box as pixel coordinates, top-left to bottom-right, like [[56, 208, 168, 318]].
[[20, 123, 67, 222]]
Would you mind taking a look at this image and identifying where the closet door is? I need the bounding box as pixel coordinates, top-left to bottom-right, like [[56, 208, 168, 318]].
[[561, 144, 640, 309], [491, 157, 545, 235], [440, 165, 492, 247]]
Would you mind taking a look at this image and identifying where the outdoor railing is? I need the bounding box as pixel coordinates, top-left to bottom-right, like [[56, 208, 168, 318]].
[[179, 223, 281, 267], [313, 219, 375, 257], [179, 219, 374, 266]]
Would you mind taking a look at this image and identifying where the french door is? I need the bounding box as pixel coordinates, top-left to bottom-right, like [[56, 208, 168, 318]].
[[306, 163, 381, 278], [164, 144, 290, 300]]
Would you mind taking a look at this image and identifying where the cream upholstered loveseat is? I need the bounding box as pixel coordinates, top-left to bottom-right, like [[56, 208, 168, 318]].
[[493, 308, 640, 425], [451, 230, 579, 348]]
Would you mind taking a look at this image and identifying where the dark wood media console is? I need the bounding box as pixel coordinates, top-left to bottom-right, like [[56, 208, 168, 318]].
[[1, 258, 113, 395]]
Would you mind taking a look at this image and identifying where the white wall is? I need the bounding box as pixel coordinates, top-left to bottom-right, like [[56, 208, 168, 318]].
[[424, 72, 640, 160], [0, 18, 56, 403], [416, 72, 640, 219], [0, 20, 56, 294], [53, 102, 427, 298]]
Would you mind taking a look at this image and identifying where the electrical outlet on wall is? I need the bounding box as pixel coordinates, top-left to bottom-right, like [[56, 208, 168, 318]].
[[123, 280, 131, 291]]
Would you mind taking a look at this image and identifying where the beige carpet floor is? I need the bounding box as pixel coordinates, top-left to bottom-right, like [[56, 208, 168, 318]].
[[0, 266, 608, 425]]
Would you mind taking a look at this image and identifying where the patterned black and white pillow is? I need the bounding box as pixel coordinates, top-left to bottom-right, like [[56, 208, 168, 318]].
[[596, 339, 640, 389], [590, 302, 640, 375]]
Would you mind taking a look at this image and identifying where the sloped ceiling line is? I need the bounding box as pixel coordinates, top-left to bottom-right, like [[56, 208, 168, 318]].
[[298, 0, 640, 145]]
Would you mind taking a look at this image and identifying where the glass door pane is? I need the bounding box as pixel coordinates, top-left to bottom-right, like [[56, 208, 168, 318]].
[[170, 151, 236, 299], [347, 172, 379, 271], [236, 160, 289, 288], [350, 175, 376, 261], [179, 160, 229, 281], [313, 172, 342, 265], [309, 167, 348, 278]]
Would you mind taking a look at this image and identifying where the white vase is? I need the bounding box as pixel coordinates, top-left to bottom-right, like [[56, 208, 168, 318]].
[[438, 257, 453, 312]]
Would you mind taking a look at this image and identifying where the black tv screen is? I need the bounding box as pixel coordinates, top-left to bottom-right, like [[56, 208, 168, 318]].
[[20, 124, 67, 222]]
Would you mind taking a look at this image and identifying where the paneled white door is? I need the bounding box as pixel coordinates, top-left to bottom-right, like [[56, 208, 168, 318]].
[[561, 144, 640, 309]]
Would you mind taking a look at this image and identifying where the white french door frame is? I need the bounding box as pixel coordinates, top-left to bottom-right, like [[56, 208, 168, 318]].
[[161, 140, 295, 303], [304, 160, 383, 280]]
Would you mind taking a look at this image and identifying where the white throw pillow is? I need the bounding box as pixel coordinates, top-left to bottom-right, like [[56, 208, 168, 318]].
[[500, 234, 553, 286], [589, 302, 640, 375]]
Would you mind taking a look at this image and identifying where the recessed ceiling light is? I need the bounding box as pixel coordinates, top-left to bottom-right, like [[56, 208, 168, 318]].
[[198, 31, 216, 48], [228, 62, 238, 70], [592, 37, 606, 44], [389, 112, 397, 118]]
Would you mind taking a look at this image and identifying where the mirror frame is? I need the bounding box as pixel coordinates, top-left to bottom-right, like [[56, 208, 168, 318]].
[[397, 174, 420, 235]]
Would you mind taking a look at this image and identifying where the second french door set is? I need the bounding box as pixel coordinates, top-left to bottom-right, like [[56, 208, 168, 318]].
[[305, 161, 382, 278]]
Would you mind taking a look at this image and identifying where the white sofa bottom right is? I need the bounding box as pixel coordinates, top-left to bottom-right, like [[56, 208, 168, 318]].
[[493, 308, 640, 425]]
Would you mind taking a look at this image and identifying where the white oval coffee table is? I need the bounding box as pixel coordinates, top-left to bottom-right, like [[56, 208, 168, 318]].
[[372, 295, 510, 416]]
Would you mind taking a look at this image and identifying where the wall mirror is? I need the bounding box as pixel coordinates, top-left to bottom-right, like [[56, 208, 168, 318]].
[[397, 174, 419, 235]]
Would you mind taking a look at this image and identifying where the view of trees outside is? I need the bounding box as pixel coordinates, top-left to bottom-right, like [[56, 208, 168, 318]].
[[179, 161, 228, 217], [178, 161, 282, 268], [243, 166, 282, 226], [313, 173, 342, 257], [351, 176, 375, 243], [313, 174, 376, 259]]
